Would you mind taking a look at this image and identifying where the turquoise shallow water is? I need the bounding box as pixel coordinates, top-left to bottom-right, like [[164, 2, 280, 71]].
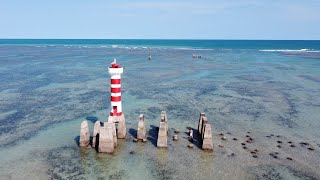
[[0, 40, 320, 179]]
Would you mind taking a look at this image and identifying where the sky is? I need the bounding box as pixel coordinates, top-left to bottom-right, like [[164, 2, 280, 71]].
[[0, 0, 319, 39]]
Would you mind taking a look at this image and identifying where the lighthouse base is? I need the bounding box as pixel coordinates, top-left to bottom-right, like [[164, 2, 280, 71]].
[[108, 114, 126, 139]]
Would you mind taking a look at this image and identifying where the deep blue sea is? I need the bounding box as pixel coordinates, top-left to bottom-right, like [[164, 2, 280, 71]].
[[1, 39, 320, 50], [0, 40, 320, 179]]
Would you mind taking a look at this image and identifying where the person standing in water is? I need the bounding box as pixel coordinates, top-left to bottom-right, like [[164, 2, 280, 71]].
[[189, 129, 193, 142]]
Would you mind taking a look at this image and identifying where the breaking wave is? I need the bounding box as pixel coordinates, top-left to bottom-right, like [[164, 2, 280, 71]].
[[259, 49, 320, 53]]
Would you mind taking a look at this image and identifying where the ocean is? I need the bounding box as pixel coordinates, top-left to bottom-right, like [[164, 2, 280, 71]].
[[0, 40, 320, 179]]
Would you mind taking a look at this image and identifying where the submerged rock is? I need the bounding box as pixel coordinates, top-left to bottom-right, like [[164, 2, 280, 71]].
[[173, 135, 179, 141]]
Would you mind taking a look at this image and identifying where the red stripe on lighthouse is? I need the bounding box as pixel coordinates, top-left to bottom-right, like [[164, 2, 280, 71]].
[[111, 79, 121, 84], [111, 96, 121, 101], [111, 88, 121, 93], [110, 112, 122, 116]]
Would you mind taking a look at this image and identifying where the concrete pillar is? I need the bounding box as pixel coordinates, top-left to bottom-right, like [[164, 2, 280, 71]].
[[92, 121, 101, 148], [79, 120, 90, 147], [108, 114, 126, 139], [161, 111, 168, 135], [137, 114, 146, 140], [197, 112, 206, 135], [202, 124, 213, 151], [157, 121, 168, 148], [201, 116, 208, 139], [98, 124, 115, 153]]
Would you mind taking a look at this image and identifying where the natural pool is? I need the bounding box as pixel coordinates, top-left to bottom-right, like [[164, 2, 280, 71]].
[[0, 43, 320, 179]]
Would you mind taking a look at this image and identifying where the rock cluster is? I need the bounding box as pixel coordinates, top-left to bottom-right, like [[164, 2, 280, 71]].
[[173, 135, 179, 141]]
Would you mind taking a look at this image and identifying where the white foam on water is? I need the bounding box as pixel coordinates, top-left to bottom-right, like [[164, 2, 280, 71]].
[[259, 49, 320, 53]]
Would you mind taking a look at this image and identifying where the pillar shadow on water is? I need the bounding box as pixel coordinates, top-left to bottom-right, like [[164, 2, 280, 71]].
[[74, 136, 80, 146], [95, 133, 99, 152], [147, 125, 159, 147], [129, 128, 137, 138], [89, 136, 93, 146], [86, 116, 98, 123], [186, 127, 202, 149]]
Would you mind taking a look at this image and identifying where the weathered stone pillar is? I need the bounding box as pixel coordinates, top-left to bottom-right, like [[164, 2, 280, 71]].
[[79, 120, 90, 147], [137, 114, 146, 140], [198, 112, 206, 135], [98, 123, 115, 153], [161, 111, 168, 135], [202, 124, 213, 151], [200, 116, 208, 138], [92, 121, 101, 148], [157, 121, 168, 148], [108, 114, 126, 139]]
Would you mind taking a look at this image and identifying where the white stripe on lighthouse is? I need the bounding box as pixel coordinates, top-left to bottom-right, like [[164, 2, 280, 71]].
[[111, 84, 121, 88], [111, 92, 121, 96]]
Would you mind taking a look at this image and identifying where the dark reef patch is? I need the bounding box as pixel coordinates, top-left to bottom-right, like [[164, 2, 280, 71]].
[[194, 83, 217, 97], [108, 170, 127, 180], [298, 75, 320, 83], [249, 165, 319, 180], [235, 75, 272, 82], [223, 97, 265, 120], [46, 146, 90, 179], [263, 81, 301, 91], [147, 158, 176, 180], [224, 82, 266, 97], [274, 66, 296, 70], [146, 106, 163, 119]]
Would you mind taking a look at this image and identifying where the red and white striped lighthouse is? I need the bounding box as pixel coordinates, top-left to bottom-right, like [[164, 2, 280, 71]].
[[108, 59, 123, 116]]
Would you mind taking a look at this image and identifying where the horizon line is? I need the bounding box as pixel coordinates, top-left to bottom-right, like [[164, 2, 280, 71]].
[[0, 38, 320, 41]]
